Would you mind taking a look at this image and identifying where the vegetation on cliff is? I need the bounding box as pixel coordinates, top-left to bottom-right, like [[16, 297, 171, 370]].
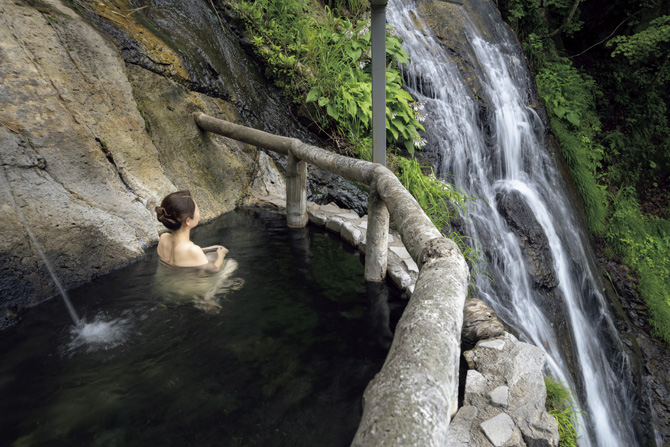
[[498, 0, 670, 344], [222, 0, 476, 266]]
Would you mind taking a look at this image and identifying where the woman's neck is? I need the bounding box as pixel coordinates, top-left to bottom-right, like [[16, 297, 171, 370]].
[[171, 225, 192, 243]]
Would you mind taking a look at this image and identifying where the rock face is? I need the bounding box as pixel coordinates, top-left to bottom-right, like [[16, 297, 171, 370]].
[[0, 0, 309, 327], [450, 332, 559, 447], [495, 191, 557, 291], [598, 246, 670, 446]]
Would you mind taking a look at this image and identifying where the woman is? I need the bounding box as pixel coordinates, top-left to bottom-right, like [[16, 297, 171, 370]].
[[155, 190, 227, 272]]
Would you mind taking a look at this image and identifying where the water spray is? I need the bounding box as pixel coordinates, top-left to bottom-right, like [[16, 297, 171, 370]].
[[0, 166, 82, 327]]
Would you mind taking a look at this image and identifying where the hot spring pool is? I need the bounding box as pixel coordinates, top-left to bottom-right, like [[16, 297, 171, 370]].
[[0, 208, 406, 446]]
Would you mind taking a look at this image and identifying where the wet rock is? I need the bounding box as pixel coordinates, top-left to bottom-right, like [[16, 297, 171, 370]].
[[307, 168, 369, 216], [596, 241, 670, 447], [496, 191, 557, 291]]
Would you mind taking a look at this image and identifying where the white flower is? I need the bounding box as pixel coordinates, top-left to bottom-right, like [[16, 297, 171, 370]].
[[358, 20, 371, 37]]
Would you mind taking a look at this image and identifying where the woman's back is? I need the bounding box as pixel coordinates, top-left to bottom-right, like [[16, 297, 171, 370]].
[[157, 233, 209, 267]]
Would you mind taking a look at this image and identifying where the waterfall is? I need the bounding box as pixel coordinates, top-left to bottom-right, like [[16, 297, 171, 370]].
[[387, 0, 641, 445]]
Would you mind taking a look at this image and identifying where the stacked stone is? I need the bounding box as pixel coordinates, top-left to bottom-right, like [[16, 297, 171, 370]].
[[450, 300, 559, 447]]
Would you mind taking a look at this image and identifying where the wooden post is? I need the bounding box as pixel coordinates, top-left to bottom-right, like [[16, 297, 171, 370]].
[[286, 151, 308, 228], [365, 182, 389, 281]]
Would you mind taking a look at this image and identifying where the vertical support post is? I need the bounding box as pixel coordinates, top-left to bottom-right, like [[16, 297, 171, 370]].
[[365, 183, 389, 281], [286, 151, 307, 228], [371, 1, 387, 167]]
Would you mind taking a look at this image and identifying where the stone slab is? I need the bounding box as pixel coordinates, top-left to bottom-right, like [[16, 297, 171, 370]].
[[480, 412, 515, 447]]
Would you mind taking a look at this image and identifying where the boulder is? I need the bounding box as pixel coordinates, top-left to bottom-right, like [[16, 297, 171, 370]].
[[462, 298, 506, 348]]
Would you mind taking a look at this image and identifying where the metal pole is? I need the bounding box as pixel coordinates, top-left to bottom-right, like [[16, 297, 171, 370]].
[[371, 1, 387, 167]]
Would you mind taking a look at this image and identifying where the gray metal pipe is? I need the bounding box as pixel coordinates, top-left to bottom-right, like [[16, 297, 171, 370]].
[[371, 2, 387, 167]]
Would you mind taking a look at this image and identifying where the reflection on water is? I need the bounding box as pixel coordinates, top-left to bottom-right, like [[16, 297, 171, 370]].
[[0, 208, 406, 447]]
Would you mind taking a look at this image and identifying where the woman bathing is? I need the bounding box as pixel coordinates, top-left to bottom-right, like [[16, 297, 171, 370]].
[[155, 190, 227, 272], [154, 191, 241, 313]]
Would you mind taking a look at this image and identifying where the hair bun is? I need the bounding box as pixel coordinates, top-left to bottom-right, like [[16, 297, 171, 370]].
[[155, 206, 177, 226]]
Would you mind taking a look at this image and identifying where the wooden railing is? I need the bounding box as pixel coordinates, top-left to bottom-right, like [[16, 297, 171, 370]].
[[194, 112, 470, 446]]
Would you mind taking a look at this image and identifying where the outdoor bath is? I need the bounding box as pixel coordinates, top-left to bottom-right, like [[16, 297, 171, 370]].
[[0, 208, 406, 446]]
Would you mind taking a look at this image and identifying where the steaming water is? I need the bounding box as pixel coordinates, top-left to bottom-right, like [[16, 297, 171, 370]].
[[388, 0, 640, 445]]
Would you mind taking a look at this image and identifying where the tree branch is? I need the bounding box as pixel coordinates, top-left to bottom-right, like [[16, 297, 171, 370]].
[[569, 13, 636, 59], [541, 0, 582, 39]]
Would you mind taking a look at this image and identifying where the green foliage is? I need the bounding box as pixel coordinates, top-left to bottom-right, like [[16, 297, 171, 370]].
[[500, 0, 582, 38], [322, 0, 366, 16], [605, 15, 670, 188], [536, 57, 608, 234], [544, 377, 583, 447], [230, 0, 425, 157], [609, 15, 670, 69], [501, 0, 543, 37], [501, 0, 670, 346], [606, 187, 670, 343], [304, 24, 425, 156], [394, 157, 470, 231]]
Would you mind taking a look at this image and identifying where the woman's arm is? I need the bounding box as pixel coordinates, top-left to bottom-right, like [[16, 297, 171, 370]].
[[202, 245, 225, 253], [199, 246, 228, 272]]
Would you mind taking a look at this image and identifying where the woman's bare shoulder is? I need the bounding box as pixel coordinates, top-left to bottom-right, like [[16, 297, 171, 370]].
[[181, 242, 209, 265]]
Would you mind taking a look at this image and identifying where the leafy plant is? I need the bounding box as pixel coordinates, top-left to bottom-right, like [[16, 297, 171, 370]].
[[544, 376, 584, 447], [304, 23, 425, 156], [394, 156, 470, 230], [606, 187, 670, 343], [229, 0, 425, 157], [536, 57, 608, 234]]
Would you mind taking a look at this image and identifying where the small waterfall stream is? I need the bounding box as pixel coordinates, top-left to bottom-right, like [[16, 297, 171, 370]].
[[387, 0, 641, 445]]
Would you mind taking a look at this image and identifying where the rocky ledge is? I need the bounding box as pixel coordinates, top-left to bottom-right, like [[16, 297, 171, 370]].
[[452, 299, 559, 447]]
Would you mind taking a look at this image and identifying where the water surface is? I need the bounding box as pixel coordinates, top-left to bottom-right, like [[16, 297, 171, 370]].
[[0, 208, 404, 447]]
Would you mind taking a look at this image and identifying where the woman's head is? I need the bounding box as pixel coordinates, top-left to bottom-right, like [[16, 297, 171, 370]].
[[155, 190, 197, 231]]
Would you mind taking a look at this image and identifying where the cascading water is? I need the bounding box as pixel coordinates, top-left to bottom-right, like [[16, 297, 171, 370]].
[[387, 0, 642, 445], [1, 167, 129, 351]]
